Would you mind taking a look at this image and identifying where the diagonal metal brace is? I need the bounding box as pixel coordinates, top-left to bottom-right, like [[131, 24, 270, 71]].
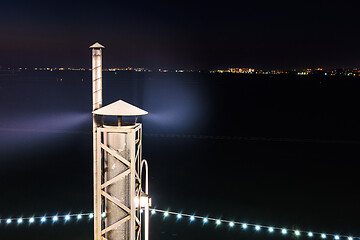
[[101, 215, 131, 235], [101, 190, 131, 214], [102, 169, 131, 189], [101, 143, 130, 167]]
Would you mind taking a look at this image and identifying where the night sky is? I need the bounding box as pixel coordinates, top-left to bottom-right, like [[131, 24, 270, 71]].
[[1, 0, 360, 69]]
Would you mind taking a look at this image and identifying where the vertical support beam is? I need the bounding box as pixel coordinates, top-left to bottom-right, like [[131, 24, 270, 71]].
[[93, 136, 100, 240], [140, 159, 149, 240], [130, 130, 136, 240], [103, 131, 108, 239], [95, 130, 102, 240], [90, 42, 105, 240]]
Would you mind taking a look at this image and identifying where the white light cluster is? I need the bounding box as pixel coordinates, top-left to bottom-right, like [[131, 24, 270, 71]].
[[0, 213, 94, 225], [149, 208, 356, 240]]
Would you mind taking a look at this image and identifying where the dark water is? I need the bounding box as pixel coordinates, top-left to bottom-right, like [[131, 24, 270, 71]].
[[0, 71, 360, 240]]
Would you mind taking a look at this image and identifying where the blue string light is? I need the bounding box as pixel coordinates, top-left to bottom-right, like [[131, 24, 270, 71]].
[[0, 207, 357, 240], [0, 213, 94, 225], [150, 208, 356, 240]]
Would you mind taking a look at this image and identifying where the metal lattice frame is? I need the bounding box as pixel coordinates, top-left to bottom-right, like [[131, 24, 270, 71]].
[[94, 123, 143, 240]]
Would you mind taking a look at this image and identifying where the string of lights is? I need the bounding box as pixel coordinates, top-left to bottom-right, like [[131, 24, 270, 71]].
[[0, 212, 95, 225], [149, 208, 357, 240], [0, 208, 357, 240]]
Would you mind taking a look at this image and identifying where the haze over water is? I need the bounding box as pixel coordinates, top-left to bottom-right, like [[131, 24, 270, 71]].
[[1, 71, 360, 240]]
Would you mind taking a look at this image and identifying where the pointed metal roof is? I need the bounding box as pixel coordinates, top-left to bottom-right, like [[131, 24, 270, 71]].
[[93, 100, 148, 116], [89, 42, 105, 49]]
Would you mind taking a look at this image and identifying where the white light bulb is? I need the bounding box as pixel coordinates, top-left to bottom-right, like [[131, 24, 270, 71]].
[[242, 223, 248, 229], [308, 232, 313, 237], [29, 217, 35, 223], [282, 229, 287, 234], [151, 209, 156, 215], [17, 218, 23, 224], [295, 230, 301, 236], [335, 236, 340, 240], [65, 215, 70, 221], [89, 213, 94, 219], [41, 217, 46, 223], [77, 214, 82, 220], [101, 212, 106, 218], [268, 227, 274, 232], [6, 218, 11, 224], [216, 220, 221, 225], [229, 222, 234, 227], [203, 218, 208, 223], [177, 214, 182, 219], [190, 216, 195, 222], [53, 216, 58, 222], [164, 212, 169, 217], [322, 234, 327, 239], [255, 225, 261, 231], [348, 237, 353, 240]]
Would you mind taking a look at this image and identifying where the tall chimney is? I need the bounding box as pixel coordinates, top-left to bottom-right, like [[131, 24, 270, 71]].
[[90, 42, 105, 240]]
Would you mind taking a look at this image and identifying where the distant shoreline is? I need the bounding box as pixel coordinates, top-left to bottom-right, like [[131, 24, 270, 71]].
[[1, 67, 360, 77]]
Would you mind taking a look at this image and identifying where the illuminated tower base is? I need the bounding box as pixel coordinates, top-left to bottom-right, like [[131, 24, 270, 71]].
[[93, 100, 149, 240]]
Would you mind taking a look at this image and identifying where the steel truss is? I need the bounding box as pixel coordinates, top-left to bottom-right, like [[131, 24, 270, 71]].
[[94, 123, 143, 240]]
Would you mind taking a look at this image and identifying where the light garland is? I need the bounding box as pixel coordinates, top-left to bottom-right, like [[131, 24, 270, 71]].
[[0, 208, 357, 240], [150, 208, 357, 240], [0, 213, 94, 225]]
